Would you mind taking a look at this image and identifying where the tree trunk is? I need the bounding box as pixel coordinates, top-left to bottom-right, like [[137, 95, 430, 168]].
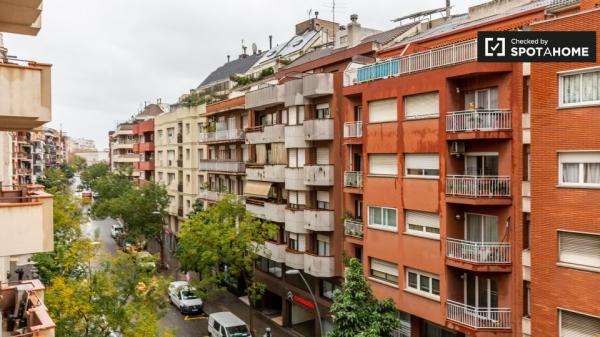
[[245, 275, 256, 336], [157, 235, 165, 270]]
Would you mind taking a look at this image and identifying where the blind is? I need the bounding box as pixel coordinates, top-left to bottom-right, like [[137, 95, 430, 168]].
[[289, 107, 297, 125], [242, 115, 248, 129], [289, 191, 298, 204], [316, 147, 329, 165], [316, 103, 330, 110], [316, 190, 330, 202], [561, 309, 600, 337], [405, 154, 439, 170], [404, 92, 439, 119], [317, 234, 330, 242], [405, 210, 439, 228], [368, 99, 397, 123], [559, 232, 600, 268], [370, 258, 398, 276], [559, 152, 600, 163], [369, 154, 398, 175]]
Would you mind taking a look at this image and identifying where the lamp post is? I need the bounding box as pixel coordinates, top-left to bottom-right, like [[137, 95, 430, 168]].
[[285, 269, 324, 337]]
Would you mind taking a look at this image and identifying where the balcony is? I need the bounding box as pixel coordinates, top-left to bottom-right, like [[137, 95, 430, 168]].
[[1, 280, 56, 337], [346, 40, 477, 86], [304, 118, 334, 141], [447, 300, 511, 330], [304, 209, 334, 231], [0, 61, 51, 131], [344, 219, 364, 238], [245, 85, 284, 110], [446, 239, 511, 272], [344, 171, 363, 189], [0, 186, 53, 256], [285, 208, 308, 234], [284, 78, 304, 107], [199, 129, 245, 143], [199, 159, 245, 173], [285, 249, 305, 269], [133, 142, 154, 153], [304, 254, 335, 278], [199, 189, 219, 202], [112, 142, 135, 150], [133, 161, 155, 171], [246, 167, 264, 181], [256, 241, 287, 263], [446, 110, 512, 139], [284, 124, 308, 148], [302, 73, 333, 98], [264, 202, 286, 223], [344, 121, 363, 138], [246, 200, 265, 218], [446, 175, 511, 204], [245, 124, 285, 144], [285, 167, 308, 191], [304, 165, 334, 186], [177, 133, 183, 143], [246, 165, 285, 183], [112, 154, 139, 163]]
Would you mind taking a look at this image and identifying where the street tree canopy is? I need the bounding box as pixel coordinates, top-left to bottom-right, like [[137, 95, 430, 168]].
[[80, 162, 110, 190]]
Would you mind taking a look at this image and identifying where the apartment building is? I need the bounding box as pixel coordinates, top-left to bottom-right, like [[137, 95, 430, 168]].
[[43, 127, 67, 169], [12, 131, 34, 185], [0, 0, 56, 336], [132, 103, 165, 183], [109, 122, 138, 176]]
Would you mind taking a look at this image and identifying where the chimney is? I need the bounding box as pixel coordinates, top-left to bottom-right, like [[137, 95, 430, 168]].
[[242, 45, 247, 56], [269, 35, 273, 50], [315, 11, 319, 19], [227, 55, 230, 62], [347, 14, 362, 47], [445, 0, 451, 19]]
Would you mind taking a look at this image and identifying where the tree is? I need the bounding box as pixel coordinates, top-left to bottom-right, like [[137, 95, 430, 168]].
[[36, 167, 70, 193], [80, 162, 110, 190], [328, 258, 400, 337], [177, 195, 277, 334], [68, 154, 88, 172]]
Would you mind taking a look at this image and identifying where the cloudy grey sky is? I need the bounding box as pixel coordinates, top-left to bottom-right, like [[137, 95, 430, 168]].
[[5, 0, 481, 149]]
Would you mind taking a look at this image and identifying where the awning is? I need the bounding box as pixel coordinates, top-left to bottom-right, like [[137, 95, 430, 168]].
[[244, 181, 272, 199]]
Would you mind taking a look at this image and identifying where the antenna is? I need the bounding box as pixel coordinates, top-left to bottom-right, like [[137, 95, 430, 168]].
[[332, 0, 336, 44], [308, 9, 313, 20], [252, 42, 258, 55]]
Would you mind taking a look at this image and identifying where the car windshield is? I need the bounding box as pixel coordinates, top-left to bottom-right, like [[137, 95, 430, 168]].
[[227, 325, 250, 337], [181, 290, 197, 300]]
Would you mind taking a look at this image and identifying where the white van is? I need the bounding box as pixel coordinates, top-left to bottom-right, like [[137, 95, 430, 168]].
[[208, 312, 252, 337]]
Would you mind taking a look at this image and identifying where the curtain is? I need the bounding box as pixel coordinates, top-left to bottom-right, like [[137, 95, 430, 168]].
[[584, 163, 600, 184], [483, 216, 498, 242], [562, 163, 579, 183], [582, 71, 600, 102], [466, 156, 479, 176], [563, 74, 580, 104], [466, 214, 482, 242]]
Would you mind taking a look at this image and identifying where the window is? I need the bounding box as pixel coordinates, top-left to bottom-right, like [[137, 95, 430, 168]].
[[558, 152, 600, 187], [405, 154, 439, 177], [288, 148, 305, 168], [316, 190, 330, 209], [315, 103, 331, 119], [368, 99, 397, 123], [288, 191, 305, 209], [406, 268, 440, 299], [320, 280, 341, 300], [369, 154, 398, 176], [185, 123, 190, 134], [405, 210, 440, 239], [559, 309, 600, 337], [404, 92, 439, 119], [368, 206, 397, 230], [186, 174, 190, 183], [370, 258, 398, 285], [158, 172, 163, 182], [288, 233, 305, 251], [559, 68, 600, 107], [558, 231, 600, 270], [167, 173, 175, 185], [257, 257, 283, 278], [167, 128, 174, 143], [392, 312, 411, 337], [316, 234, 330, 256], [464, 87, 498, 110], [158, 130, 163, 143]]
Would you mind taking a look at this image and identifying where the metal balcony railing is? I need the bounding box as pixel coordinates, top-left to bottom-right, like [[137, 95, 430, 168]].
[[199, 129, 245, 142], [344, 171, 363, 188], [344, 219, 364, 238], [447, 300, 511, 329], [446, 110, 512, 132], [446, 238, 511, 264], [446, 175, 511, 197], [343, 121, 363, 138]]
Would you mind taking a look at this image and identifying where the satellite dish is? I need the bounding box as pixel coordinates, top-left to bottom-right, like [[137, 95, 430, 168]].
[[252, 43, 258, 54]]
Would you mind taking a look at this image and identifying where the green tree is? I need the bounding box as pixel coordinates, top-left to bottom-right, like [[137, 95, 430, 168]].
[[328, 258, 400, 337], [177, 195, 277, 334], [36, 167, 70, 193], [68, 154, 88, 172], [80, 162, 110, 190]]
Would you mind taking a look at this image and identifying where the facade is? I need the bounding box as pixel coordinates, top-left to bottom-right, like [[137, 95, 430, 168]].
[[109, 122, 138, 176], [132, 103, 166, 183], [75, 150, 109, 166], [43, 127, 67, 169], [67, 136, 97, 154]]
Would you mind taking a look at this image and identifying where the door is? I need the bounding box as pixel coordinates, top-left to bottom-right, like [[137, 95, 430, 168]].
[[354, 153, 362, 171], [227, 117, 236, 131], [464, 87, 498, 110], [355, 199, 363, 219], [464, 274, 498, 310], [354, 105, 363, 122], [465, 214, 498, 242], [465, 155, 498, 176]]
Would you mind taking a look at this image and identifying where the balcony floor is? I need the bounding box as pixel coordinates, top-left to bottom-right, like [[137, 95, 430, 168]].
[[446, 130, 512, 141], [445, 196, 512, 206], [446, 258, 512, 273]]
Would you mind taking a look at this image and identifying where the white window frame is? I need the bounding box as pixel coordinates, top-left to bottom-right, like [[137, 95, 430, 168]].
[[405, 268, 440, 301], [404, 153, 439, 178], [558, 151, 600, 188], [558, 66, 600, 108], [404, 210, 440, 240], [368, 206, 398, 232], [557, 230, 600, 272], [369, 257, 399, 286]]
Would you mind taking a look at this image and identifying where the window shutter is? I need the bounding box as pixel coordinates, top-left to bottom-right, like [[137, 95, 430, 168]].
[[405, 211, 439, 228], [404, 92, 439, 119], [256, 144, 267, 164], [298, 148, 306, 167], [288, 149, 298, 168], [298, 106, 305, 123], [368, 99, 397, 123], [316, 147, 329, 165], [559, 232, 600, 268], [242, 115, 248, 129], [317, 234, 330, 242], [242, 145, 249, 162], [559, 152, 600, 163], [289, 107, 297, 125], [369, 154, 398, 176], [405, 154, 439, 170], [561, 310, 600, 337], [316, 190, 330, 203], [370, 258, 398, 276], [288, 191, 298, 204], [281, 109, 288, 125], [316, 103, 330, 110], [297, 191, 306, 205]]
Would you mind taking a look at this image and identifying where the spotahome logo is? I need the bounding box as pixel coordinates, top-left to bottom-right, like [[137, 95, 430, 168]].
[[477, 31, 596, 62]]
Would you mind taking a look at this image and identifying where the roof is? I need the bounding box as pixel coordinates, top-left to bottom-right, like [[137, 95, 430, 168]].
[[137, 103, 165, 117], [255, 29, 320, 66], [360, 22, 418, 45], [209, 312, 246, 327], [283, 47, 338, 69], [198, 53, 263, 88]]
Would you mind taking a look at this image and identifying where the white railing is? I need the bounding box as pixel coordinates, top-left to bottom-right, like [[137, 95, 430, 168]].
[[446, 110, 511, 132], [447, 300, 511, 329], [344, 219, 364, 238], [446, 238, 511, 263], [199, 160, 245, 173], [199, 129, 245, 142], [446, 175, 510, 197], [344, 121, 363, 138], [344, 171, 363, 188]]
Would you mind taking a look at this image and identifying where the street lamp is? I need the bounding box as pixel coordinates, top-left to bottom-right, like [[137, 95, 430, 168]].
[[285, 269, 324, 337]]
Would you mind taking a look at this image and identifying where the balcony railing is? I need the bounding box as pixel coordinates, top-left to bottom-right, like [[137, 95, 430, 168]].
[[446, 175, 510, 197], [446, 110, 512, 132], [344, 121, 363, 138], [302, 73, 333, 98], [304, 253, 335, 278], [304, 118, 334, 141], [347, 40, 477, 85], [446, 238, 511, 264], [447, 300, 511, 330], [344, 171, 363, 188], [199, 160, 245, 173], [304, 165, 334, 186], [199, 129, 245, 143], [246, 85, 284, 110], [245, 124, 285, 144], [304, 209, 334, 231], [344, 219, 364, 238]]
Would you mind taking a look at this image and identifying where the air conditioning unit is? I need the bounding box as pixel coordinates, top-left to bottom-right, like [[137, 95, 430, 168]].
[[450, 141, 466, 157]]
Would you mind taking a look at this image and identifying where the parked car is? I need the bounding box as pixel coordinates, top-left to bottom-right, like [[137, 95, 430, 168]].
[[134, 251, 156, 272], [168, 281, 203, 315], [208, 312, 252, 337]]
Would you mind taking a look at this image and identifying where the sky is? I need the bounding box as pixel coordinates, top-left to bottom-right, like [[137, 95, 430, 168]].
[[4, 0, 482, 149]]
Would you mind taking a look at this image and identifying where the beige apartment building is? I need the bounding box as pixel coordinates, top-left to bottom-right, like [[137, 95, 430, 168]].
[[109, 122, 138, 176]]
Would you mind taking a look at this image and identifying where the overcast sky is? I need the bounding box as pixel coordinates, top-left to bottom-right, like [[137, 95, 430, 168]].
[[4, 0, 481, 149]]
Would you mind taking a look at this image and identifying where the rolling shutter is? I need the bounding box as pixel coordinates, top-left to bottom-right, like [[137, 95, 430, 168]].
[[298, 148, 305, 167], [559, 232, 600, 268], [560, 309, 600, 337], [316, 147, 329, 165], [404, 92, 439, 119], [289, 107, 297, 126], [370, 258, 398, 276], [369, 154, 398, 176], [368, 99, 397, 123], [316, 103, 330, 110], [405, 154, 439, 170], [405, 211, 439, 228], [559, 152, 600, 163], [316, 190, 330, 203]]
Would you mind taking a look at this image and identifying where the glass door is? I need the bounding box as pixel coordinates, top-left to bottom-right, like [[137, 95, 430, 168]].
[[465, 155, 498, 176], [465, 213, 499, 242], [464, 273, 498, 309]]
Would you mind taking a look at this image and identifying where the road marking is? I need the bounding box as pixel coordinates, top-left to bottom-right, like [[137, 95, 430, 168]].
[[183, 315, 207, 321]]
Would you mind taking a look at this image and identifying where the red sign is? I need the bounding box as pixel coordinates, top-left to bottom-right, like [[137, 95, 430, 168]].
[[292, 295, 315, 310]]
